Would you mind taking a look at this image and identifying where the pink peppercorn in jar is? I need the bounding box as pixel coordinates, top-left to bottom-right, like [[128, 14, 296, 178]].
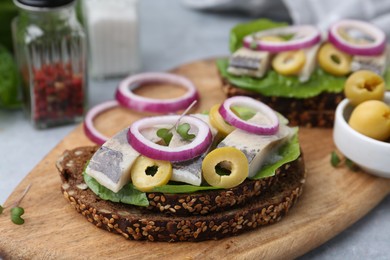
[[12, 0, 87, 128]]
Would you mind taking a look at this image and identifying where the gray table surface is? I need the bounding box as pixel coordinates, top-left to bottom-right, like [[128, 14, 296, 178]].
[[1, 0, 389, 259]]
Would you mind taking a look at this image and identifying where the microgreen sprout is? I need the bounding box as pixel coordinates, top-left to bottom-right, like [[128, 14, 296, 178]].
[[345, 158, 359, 172], [176, 123, 196, 141], [250, 41, 257, 50], [231, 106, 256, 121], [1, 183, 32, 225], [11, 207, 25, 225], [330, 151, 341, 167], [330, 151, 359, 172], [156, 128, 173, 146], [156, 100, 197, 145]]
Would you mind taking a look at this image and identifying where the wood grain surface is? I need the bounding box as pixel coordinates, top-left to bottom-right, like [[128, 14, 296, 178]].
[[1, 59, 390, 260]]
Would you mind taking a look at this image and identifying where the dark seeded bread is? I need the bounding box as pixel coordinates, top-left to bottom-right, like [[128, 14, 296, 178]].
[[56, 146, 305, 242], [57, 146, 303, 216], [221, 80, 344, 128]]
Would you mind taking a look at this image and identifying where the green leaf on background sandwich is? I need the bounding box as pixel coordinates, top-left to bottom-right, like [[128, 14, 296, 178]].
[[83, 132, 300, 206], [220, 19, 390, 98], [229, 19, 288, 53], [217, 58, 347, 98]]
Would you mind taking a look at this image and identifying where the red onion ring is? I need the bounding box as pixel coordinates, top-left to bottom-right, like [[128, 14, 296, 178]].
[[218, 96, 279, 135], [84, 100, 119, 145], [243, 25, 321, 53], [128, 115, 212, 162], [116, 72, 199, 113], [328, 19, 386, 56]]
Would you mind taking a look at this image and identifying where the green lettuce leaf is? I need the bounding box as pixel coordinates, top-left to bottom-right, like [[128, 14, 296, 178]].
[[251, 128, 300, 179], [221, 19, 390, 98], [83, 173, 149, 207], [217, 58, 346, 98], [231, 106, 256, 121], [229, 19, 287, 52]]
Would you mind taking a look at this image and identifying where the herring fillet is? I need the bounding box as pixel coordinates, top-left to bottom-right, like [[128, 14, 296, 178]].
[[351, 47, 388, 75], [228, 47, 271, 78], [217, 113, 293, 178], [86, 128, 139, 193], [298, 43, 320, 82], [85, 114, 217, 189], [170, 114, 218, 186]]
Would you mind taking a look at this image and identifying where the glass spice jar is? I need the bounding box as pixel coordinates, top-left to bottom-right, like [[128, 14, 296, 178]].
[[12, 0, 87, 128]]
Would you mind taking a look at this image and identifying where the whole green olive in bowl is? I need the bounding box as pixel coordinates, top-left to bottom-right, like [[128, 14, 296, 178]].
[[333, 92, 390, 178], [344, 70, 385, 106], [348, 100, 390, 141]]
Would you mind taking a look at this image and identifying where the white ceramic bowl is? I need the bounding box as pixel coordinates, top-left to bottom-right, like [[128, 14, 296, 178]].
[[333, 92, 390, 178]]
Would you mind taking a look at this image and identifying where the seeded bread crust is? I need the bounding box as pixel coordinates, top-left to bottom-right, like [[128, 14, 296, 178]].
[[57, 146, 302, 216], [221, 80, 344, 128], [57, 146, 305, 242]]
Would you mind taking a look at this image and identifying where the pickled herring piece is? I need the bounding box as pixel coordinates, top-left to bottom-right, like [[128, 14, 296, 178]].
[[298, 43, 321, 82], [170, 114, 218, 186], [217, 113, 293, 178], [351, 47, 388, 75], [228, 47, 271, 78], [86, 128, 140, 193]]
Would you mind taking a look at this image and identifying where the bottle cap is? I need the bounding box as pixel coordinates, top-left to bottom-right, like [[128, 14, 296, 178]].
[[15, 0, 75, 8]]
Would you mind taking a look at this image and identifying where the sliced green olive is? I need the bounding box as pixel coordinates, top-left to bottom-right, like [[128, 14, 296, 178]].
[[272, 50, 306, 76], [318, 43, 352, 76], [209, 104, 235, 136], [344, 70, 385, 106], [130, 156, 172, 192], [202, 147, 248, 188]]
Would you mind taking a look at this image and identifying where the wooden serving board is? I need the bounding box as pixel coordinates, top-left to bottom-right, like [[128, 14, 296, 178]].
[[1, 59, 390, 259]]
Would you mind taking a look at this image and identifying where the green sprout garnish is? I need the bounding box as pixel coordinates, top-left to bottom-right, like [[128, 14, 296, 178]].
[[345, 158, 359, 172], [231, 106, 256, 121], [11, 207, 25, 225], [331, 151, 359, 172], [250, 41, 257, 49], [156, 101, 197, 145], [1, 184, 31, 225], [280, 33, 295, 41], [177, 123, 195, 141], [156, 128, 173, 146], [331, 151, 341, 167]]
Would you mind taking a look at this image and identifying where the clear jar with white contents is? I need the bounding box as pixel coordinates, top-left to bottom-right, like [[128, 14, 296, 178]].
[[82, 0, 140, 79]]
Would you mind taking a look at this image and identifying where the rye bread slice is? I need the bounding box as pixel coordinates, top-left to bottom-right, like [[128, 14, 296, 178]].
[[57, 146, 302, 216], [221, 80, 344, 128], [57, 146, 305, 242]]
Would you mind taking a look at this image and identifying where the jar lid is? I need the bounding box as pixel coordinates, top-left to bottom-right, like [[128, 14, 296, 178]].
[[15, 0, 75, 8]]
